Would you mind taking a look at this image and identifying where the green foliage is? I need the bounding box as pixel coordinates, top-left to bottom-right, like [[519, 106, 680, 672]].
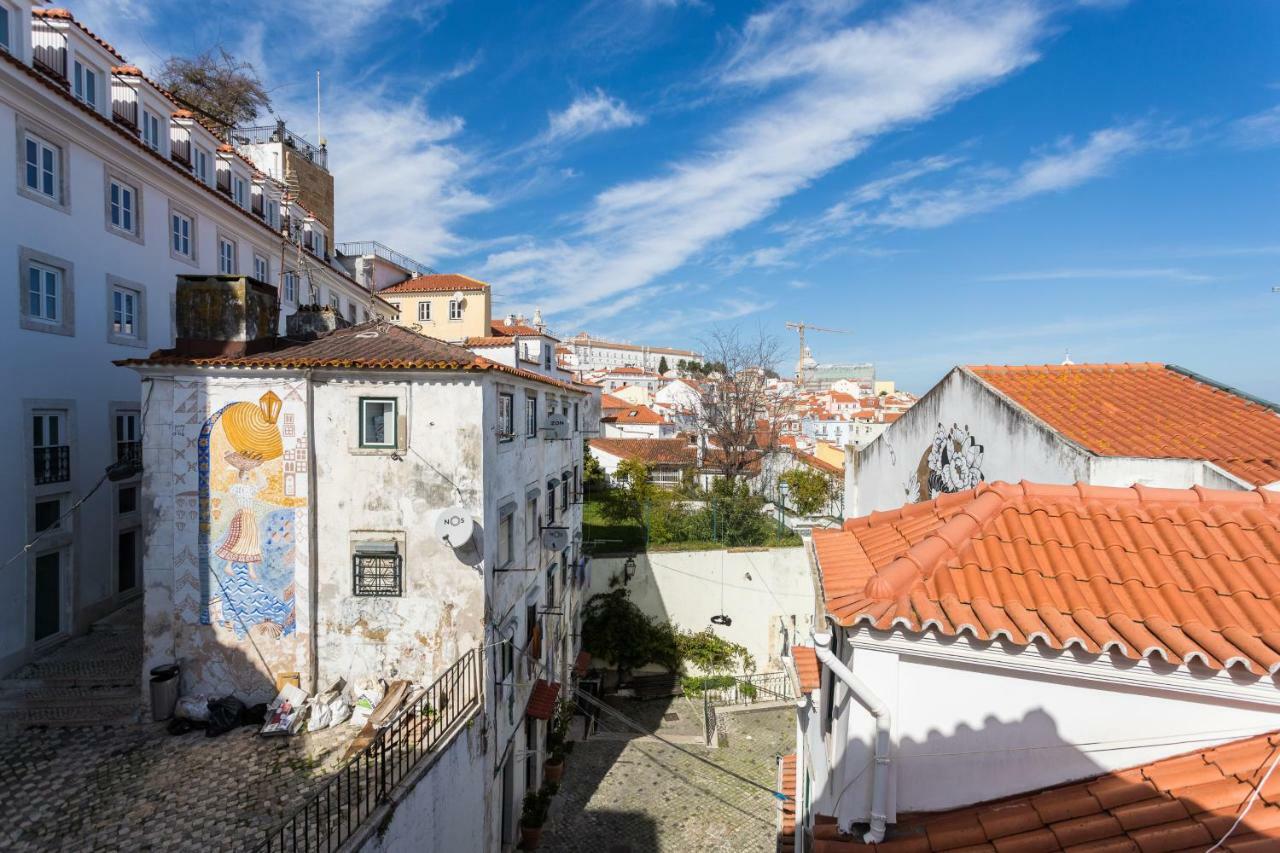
[[521, 785, 554, 828], [601, 459, 657, 526], [705, 477, 774, 546], [675, 628, 755, 675], [682, 676, 759, 699], [582, 449, 608, 495], [581, 587, 681, 677], [582, 498, 645, 554], [658, 356, 669, 375], [780, 467, 837, 516]]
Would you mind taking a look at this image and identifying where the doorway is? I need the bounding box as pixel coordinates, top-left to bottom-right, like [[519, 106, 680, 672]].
[[500, 752, 516, 846], [117, 529, 138, 593], [34, 551, 62, 642]]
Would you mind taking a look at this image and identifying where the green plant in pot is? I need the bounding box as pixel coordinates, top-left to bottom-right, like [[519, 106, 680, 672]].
[[520, 785, 554, 849], [543, 741, 566, 784]]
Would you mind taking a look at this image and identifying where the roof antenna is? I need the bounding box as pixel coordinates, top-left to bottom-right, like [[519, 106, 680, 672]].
[[1061, 348, 1074, 366]]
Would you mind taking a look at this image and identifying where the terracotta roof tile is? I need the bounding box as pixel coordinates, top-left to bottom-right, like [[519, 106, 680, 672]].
[[588, 438, 696, 467], [791, 646, 821, 693], [380, 273, 490, 295], [805, 732, 1280, 852], [780, 753, 798, 845], [116, 323, 584, 393], [526, 679, 560, 720], [968, 363, 1280, 486], [603, 406, 667, 426], [812, 480, 1280, 677], [35, 8, 126, 62]]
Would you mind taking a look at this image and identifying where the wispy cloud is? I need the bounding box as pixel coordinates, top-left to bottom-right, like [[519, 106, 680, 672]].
[[485, 0, 1049, 317], [542, 89, 644, 145], [977, 267, 1215, 283], [1231, 105, 1280, 149]]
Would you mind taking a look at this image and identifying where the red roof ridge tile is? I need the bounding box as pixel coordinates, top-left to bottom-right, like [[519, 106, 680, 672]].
[[34, 8, 127, 62]]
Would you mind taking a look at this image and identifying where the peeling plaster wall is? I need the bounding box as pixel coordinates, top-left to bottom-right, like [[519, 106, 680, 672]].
[[847, 369, 1094, 517], [141, 374, 312, 706], [312, 376, 487, 691]]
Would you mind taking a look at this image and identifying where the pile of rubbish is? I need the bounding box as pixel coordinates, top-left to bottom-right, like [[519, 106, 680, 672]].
[[168, 677, 424, 749]]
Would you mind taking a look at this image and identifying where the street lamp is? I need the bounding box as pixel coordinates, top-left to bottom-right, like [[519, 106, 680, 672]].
[[778, 481, 790, 537], [622, 555, 637, 585]]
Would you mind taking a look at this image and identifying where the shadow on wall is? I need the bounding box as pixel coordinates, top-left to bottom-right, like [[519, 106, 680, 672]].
[[814, 704, 1280, 848]]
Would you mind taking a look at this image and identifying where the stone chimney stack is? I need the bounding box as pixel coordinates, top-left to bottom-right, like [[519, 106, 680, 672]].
[[174, 275, 278, 357], [286, 304, 351, 340]]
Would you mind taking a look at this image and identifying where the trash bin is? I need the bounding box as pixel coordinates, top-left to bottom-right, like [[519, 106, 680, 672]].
[[149, 663, 180, 721]]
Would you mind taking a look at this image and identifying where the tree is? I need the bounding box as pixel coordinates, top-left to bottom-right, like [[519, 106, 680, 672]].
[[581, 587, 680, 685], [658, 356, 669, 375], [158, 47, 271, 136], [602, 458, 659, 526], [695, 326, 790, 482], [780, 467, 837, 516], [582, 449, 608, 497], [676, 359, 687, 372]]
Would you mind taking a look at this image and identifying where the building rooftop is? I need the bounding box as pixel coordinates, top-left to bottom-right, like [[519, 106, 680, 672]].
[[379, 273, 490, 295], [802, 730, 1280, 851], [603, 406, 668, 426], [790, 646, 820, 694], [589, 438, 697, 467], [968, 363, 1280, 486], [812, 480, 1280, 677]]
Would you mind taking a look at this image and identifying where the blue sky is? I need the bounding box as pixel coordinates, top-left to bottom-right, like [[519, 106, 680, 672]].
[[76, 0, 1279, 397]]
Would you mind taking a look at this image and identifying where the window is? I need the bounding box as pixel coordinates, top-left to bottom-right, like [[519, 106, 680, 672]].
[[108, 179, 136, 234], [360, 398, 397, 448], [283, 272, 298, 303], [115, 411, 139, 464], [117, 486, 137, 515], [448, 299, 462, 321], [141, 109, 161, 151], [218, 237, 236, 274], [111, 286, 138, 338], [234, 177, 247, 208], [193, 147, 210, 185], [328, 293, 340, 313], [417, 301, 431, 322], [574, 402, 580, 432], [35, 498, 61, 533], [573, 466, 580, 500], [560, 476, 569, 512], [24, 132, 58, 200], [33, 411, 69, 485], [267, 199, 279, 229], [498, 510, 514, 568], [0, 6, 10, 53], [525, 394, 537, 438], [73, 60, 97, 108], [314, 232, 326, 257], [526, 496, 538, 542], [253, 254, 268, 282], [171, 212, 192, 258], [545, 481, 556, 525], [544, 346, 552, 370], [498, 392, 514, 440], [27, 263, 59, 323], [353, 542, 402, 597]]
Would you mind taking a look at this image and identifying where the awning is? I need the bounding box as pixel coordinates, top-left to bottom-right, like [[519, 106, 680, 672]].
[[573, 651, 591, 678], [526, 679, 560, 720]]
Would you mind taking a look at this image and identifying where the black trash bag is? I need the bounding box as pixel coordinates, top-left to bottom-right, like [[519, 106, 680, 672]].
[[243, 703, 269, 725], [206, 695, 246, 737], [167, 717, 194, 736]]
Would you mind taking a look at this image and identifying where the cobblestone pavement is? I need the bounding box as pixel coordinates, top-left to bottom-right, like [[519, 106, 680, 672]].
[[539, 697, 793, 853], [0, 720, 353, 852]]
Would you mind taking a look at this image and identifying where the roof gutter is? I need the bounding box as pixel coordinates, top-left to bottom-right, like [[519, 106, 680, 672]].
[[813, 631, 890, 844]]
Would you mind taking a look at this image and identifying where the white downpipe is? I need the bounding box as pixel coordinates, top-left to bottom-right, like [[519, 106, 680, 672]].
[[813, 631, 890, 844], [794, 695, 807, 853]]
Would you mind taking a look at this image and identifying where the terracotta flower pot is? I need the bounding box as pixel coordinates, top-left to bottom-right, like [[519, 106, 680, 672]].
[[544, 757, 565, 784], [520, 824, 543, 849]]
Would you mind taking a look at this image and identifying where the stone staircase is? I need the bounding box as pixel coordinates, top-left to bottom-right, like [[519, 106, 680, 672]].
[[0, 598, 143, 729]]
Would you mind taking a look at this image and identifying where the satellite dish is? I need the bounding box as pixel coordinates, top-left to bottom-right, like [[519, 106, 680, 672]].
[[435, 506, 474, 547], [452, 290, 464, 303]]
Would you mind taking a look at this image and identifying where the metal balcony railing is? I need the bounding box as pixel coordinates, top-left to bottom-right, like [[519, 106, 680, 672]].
[[32, 26, 68, 82], [170, 129, 192, 167], [255, 647, 482, 852], [116, 440, 141, 467], [234, 122, 328, 170], [111, 74, 139, 130], [334, 242, 436, 276], [216, 168, 231, 196], [34, 446, 70, 485]]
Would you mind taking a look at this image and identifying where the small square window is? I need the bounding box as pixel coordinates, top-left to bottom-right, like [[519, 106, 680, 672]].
[[353, 544, 402, 597], [498, 392, 514, 440], [34, 498, 61, 532], [360, 398, 397, 448], [117, 485, 137, 515]]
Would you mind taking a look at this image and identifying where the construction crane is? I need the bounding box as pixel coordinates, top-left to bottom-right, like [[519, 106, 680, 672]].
[[785, 321, 851, 387]]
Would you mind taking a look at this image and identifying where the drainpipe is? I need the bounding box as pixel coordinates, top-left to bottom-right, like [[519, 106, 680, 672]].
[[794, 693, 807, 853], [813, 631, 890, 844]]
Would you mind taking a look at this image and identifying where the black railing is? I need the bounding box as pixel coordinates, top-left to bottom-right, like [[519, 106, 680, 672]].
[[116, 441, 141, 467], [334, 241, 435, 276], [171, 132, 192, 167], [111, 74, 139, 129], [256, 647, 482, 853], [702, 671, 795, 708], [34, 446, 70, 485], [216, 169, 232, 196], [252, 194, 265, 218], [235, 122, 328, 170], [32, 27, 68, 82], [703, 690, 717, 746]]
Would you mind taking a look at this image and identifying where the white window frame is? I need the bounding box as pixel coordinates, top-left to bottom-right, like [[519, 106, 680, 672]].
[[217, 236, 236, 275], [141, 109, 161, 151], [169, 205, 195, 263], [498, 508, 514, 568], [233, 176, 248, 208], [498, 391, 514, 441], [0, 5, 11, 54], [525, 394, 537, 438], [27, 262, 60, 324], [359, 398, 397, 449], [328, 293, 340, 313], [20, 129, 62, 206], [106, 275, 147, 348], [19, 248, 74, 336], [73, 59, 98, 109], [193, 147, 211, 185], [283, 271, 298, 304], [253, 253, 269, 283], [417, 301, 431, 322], [107, 176, 139, 238], [111, 285, 137, 339], [448, 299, 462, 321], [526, 495, 538, 543]]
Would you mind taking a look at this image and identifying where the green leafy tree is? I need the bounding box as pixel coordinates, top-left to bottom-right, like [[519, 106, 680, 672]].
[[676, 629, 755, 675], [583, 449, 608, 496], [602, 458, 658, 525], [658, 356, 669, 375], [581, 587, 680, 683], [705, 477, 772, 546], [781, 467, 837, 516]]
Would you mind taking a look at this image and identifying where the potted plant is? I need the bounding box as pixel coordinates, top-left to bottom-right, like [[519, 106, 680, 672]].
[[543, 742, 566, 784], [520, 785, 553, 849]]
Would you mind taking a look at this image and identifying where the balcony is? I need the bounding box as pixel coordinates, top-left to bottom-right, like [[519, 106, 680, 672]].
[[170, 132, 192, 168], [335, 241, 436, 276], [215, 169, 231, 196], [234, 121, 328, 171], [111, 75, 139, 130], [32, 27, 68, 83], [251, 194, 265, 218], [116, 440, 141, 468], [34, 446, 70, 486]]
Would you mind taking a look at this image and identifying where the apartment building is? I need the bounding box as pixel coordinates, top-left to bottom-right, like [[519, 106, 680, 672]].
[[0, 2, 390, 674], [558, 332, 700, 376]]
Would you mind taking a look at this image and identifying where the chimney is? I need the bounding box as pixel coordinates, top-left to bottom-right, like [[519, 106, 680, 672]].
[[174, 275, 278, 357], [505, 314, 515, 326], [533, 307, 544, 331], [286, 304, 351, 340]]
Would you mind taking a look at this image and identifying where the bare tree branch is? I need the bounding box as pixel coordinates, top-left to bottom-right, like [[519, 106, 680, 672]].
[[157, 46, 271, 139]]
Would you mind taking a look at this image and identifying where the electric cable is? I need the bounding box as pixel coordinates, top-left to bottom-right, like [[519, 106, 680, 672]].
[[1205, 740, 1280, 851], [2, 470, 111, 569]]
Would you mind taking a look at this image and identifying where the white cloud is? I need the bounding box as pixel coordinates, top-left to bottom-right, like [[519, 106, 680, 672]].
[[543, 89, 643, 145], [486, 0, 1048, 317], [977, 267, 1215, 283], [1232, 105, 1280, 149]]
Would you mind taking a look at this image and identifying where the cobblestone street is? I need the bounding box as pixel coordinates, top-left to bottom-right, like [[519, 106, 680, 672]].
[[0, 718, 351, 852], [539, 697, 793, 853]]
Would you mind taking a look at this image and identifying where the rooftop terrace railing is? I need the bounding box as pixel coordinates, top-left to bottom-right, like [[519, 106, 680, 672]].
[[335, 241, 436, 277], [234, 122, 328, 170]]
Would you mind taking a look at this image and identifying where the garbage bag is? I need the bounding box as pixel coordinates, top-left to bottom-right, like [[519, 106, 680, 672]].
[[206, 695, 246, 737], [175, 695, 211, 722]]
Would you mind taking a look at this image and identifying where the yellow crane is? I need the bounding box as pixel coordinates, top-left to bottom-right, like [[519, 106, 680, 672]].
[[785, 321, 851, 386]]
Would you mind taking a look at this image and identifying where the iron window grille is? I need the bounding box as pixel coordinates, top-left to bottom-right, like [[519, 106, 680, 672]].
[[353, 542, 402, 597], [34, 446, 70, 485]]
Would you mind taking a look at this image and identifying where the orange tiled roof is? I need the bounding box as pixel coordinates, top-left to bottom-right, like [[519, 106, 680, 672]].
[[116, 323, 583, 393], [463, 336, 512, 348], [600, 393, 631, 410], [588, 438, 696, 467], [969, 363, 1280, 486], [604, 406, 667, 425], [35, 8, 126, 62], [380, 273, 489, 295], [780, 753, 797, 851], [490, 321, 555, 339], [808, 731, 1280, 852], [793, 450, 842, 476], [812, 480, 1280, 676], [526, 679, 560, 720], [791, 646, 820, 694]]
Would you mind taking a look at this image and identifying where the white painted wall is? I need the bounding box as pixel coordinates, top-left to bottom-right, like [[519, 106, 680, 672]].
[[589, 549, 817, 670], [811, 626, 1280, 828]]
